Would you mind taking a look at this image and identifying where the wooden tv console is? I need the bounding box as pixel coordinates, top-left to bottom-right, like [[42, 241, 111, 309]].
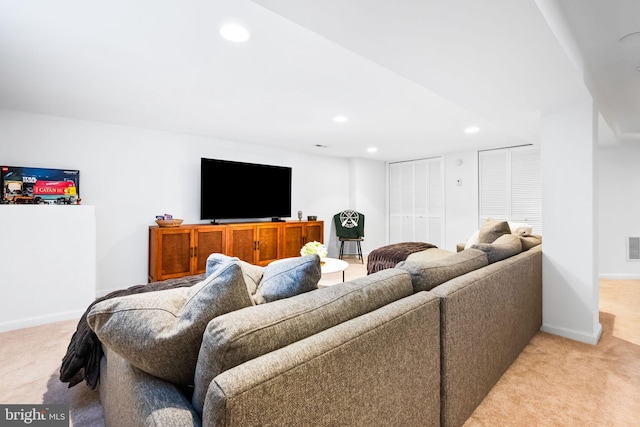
[[148, 220, 324, 282]]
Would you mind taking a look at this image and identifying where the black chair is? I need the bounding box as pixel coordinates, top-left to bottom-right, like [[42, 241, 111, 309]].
[[333, 210, 365, 263]]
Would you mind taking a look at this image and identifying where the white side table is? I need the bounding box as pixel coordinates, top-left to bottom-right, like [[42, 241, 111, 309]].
[[320, 258, 350, 284]]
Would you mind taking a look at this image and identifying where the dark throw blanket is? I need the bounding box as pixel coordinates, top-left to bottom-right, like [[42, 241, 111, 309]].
[[367, 242, 437, 275], [59, 274, 206, 389]]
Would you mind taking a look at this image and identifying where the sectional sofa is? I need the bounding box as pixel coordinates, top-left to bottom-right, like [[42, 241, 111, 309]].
[[86, 220, 542, 427]]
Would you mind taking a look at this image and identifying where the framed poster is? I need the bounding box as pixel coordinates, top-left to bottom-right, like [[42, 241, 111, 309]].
[[1, 166, 80, 204]]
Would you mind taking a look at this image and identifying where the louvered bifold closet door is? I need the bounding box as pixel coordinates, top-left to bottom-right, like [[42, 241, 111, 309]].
[[479, 149, 509, 226], [427, 158, 444, 247], [389, 158, 444, 246], [510, 146, 542, 234], [414, 160, 429, 242], [478, 146, 542, 235], [389, 162, 415, 243]]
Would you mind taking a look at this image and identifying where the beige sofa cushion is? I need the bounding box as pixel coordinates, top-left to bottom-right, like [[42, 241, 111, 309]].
[[471, 233, 523, 263], [87, 262, 254, 387], [191, 268, 413, 414], [519, 234, 542, 251], [396, 248, 488, 292], [406, 247, 455, 263]]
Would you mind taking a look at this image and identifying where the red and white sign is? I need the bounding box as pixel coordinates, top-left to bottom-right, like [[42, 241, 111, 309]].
[[33, 180, 77, 196]]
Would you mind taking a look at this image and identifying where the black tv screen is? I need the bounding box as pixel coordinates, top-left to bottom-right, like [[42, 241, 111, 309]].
[[200, 158, 292, 221]]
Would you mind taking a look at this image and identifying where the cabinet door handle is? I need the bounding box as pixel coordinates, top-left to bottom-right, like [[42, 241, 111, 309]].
[[194, 246, 198, 258]]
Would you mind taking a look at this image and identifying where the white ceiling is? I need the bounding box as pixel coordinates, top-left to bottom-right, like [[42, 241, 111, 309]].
[[0, 0, 637, 162]]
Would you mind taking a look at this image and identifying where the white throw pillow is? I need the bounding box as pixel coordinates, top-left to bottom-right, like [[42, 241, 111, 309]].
[[508, 221, 532, 236], [464, 230, 480, 250]]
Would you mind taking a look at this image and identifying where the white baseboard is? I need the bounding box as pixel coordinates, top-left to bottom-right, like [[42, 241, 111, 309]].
[[599, 273, 640, 280], [0, 309, 85, 333], [541, 322, 603, 345]]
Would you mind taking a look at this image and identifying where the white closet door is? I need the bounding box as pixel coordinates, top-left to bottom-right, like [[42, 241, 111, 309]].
[[427, 158, 444, 247], [389, 158, 444, 245], [511, 146, 542, 234], [389, 162, 415, 243], [479, 149, 509, 225], [478, 146, 542, 235], [414, 160, 429, 242]]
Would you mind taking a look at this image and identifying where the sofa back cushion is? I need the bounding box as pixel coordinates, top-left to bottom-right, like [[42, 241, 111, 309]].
[[471, 233, 523, 263], [396, 248, 488, 292], [191, 268, 413, 414]]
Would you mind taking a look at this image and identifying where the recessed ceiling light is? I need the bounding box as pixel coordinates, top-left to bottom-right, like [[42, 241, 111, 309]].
[[220, 24, 250, 43], [465, 126, 480, 134], [333, 115, 348, 123], [367, 147, 378, 153]]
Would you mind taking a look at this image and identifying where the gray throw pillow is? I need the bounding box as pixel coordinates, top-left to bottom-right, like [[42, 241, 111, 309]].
[[87, 261, 254, 387], [253, 255, 321, 304], [206, 253, 264, 297], [205, 253, 236, 277], [478, 218, 511, 243], [471, 233, 523, 263]]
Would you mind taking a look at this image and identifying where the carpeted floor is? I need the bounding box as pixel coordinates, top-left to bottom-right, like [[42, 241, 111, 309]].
[[464, 279, 640, 427], [0, 318, 105, 426], [1, 263, 638, 426]]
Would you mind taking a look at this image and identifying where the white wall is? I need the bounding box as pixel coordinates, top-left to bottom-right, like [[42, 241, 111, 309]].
[[349, 158, 386, 256], [0, 205, 96, 331], [540, 99, 601, 344], [443, 150, 479, 251], [598, 143, 640, 278], [1, 110, 380, 295]]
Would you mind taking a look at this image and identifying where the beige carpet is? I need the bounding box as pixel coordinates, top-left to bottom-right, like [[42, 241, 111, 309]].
[[1, 261, 638, 426], [465, 280, 640, 426], [0, 318, 105, 426]]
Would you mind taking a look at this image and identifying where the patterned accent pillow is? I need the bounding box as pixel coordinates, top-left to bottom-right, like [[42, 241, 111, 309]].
[[87, 261, 253, 387]]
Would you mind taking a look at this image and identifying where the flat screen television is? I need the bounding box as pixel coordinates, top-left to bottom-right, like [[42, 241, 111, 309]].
[[200, 158, 292, 222]]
